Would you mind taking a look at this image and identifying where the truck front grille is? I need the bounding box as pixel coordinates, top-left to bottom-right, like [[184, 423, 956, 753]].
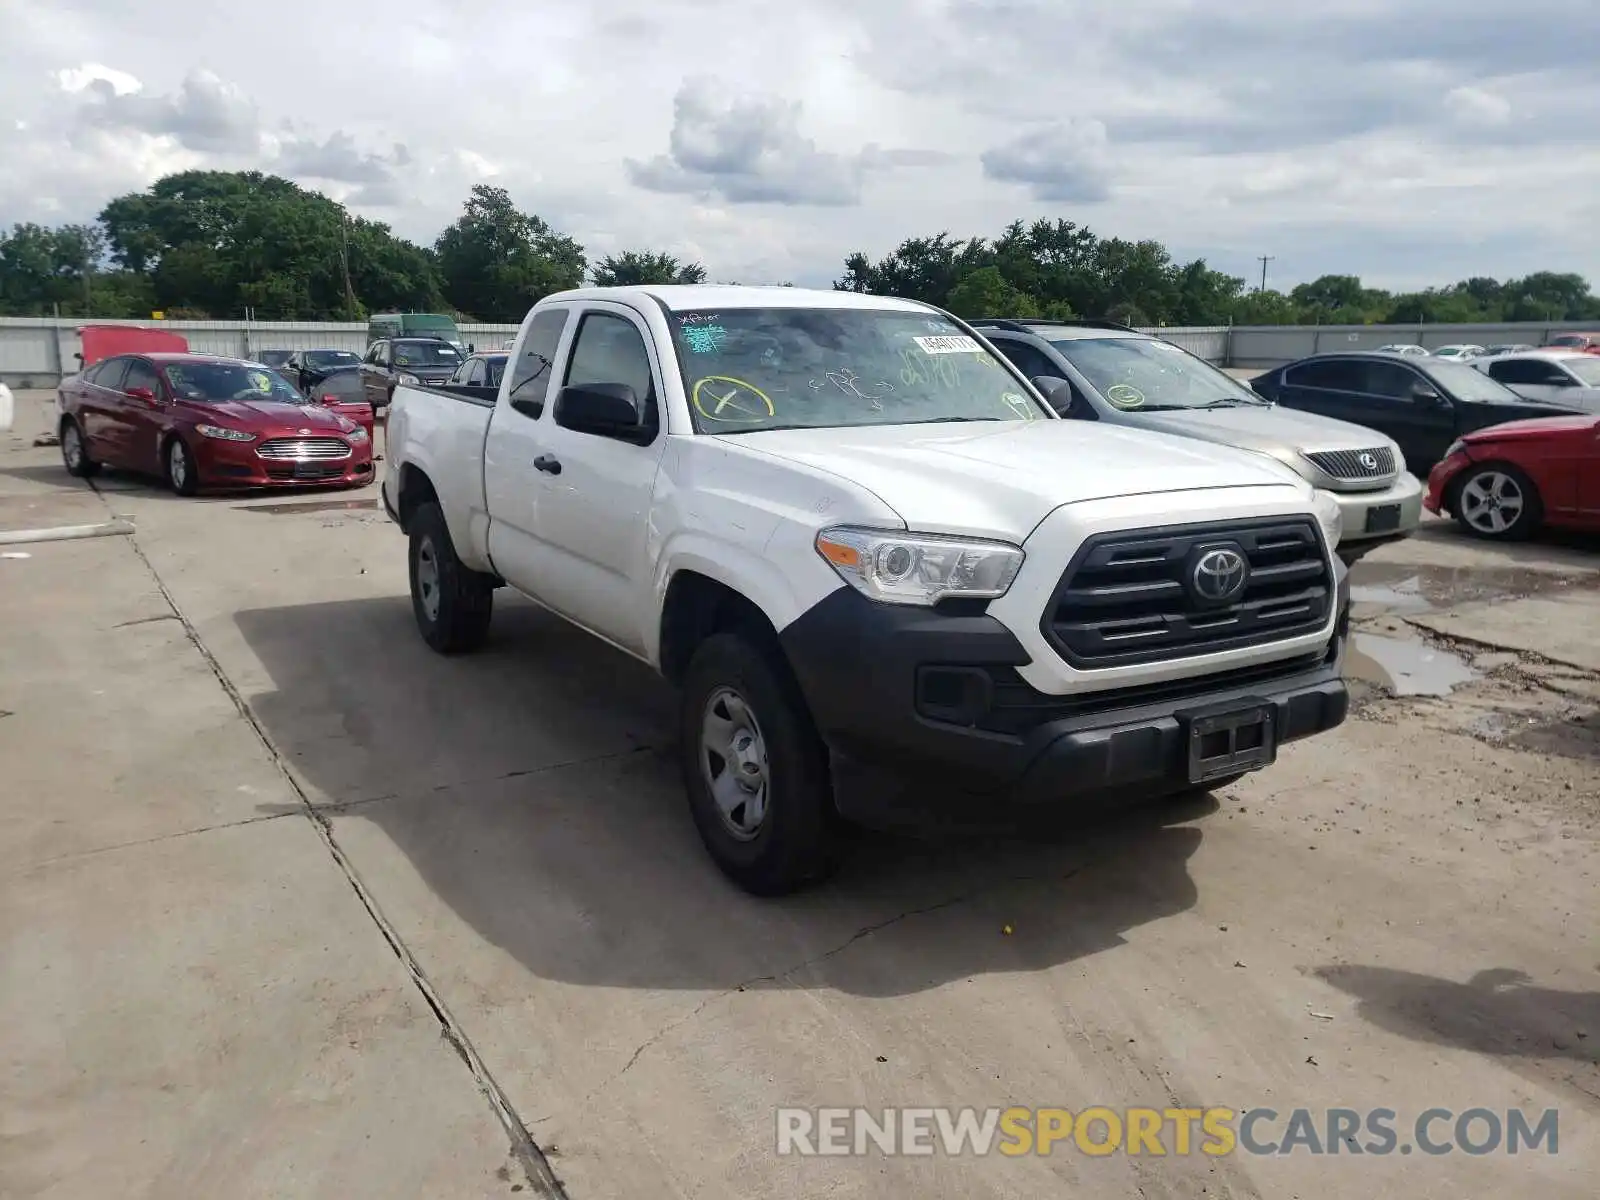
[[257, 437, 352, 461], [1305, 447, 1395, 482], [1043, 517, 1333, 668]]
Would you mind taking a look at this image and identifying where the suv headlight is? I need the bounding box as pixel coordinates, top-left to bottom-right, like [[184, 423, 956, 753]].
[[397, 372, 420, 385], [814, 526, 1024, 606], [1311, 488, 1343, 548]]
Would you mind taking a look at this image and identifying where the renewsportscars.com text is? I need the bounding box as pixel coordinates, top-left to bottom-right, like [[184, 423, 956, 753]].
[[775, 1106, 1560, 1158]]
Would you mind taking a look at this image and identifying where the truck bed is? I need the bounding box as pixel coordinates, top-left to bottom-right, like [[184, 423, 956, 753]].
[[383, 381, 500, 572]]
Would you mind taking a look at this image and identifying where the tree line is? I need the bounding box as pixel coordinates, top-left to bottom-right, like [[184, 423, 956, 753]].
[[1, 169, 1595, 328]]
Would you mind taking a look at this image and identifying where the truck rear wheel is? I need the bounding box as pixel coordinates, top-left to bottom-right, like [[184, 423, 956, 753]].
[[408, 501, 494, 653], [680, 632, 837, 895]]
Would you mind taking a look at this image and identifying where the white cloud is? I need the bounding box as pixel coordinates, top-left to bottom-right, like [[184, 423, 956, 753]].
[[1444, 85, 1512, 126], [0, 0, 1595, 290], [57, 62, 142, 96]]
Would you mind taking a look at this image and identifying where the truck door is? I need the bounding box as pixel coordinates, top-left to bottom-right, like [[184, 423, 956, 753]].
[[503, 302, 669, 655], [483, 307, 570, 595]]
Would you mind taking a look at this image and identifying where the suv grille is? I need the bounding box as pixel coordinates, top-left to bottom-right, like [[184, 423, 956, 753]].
[[1305, 447, 1395, 482], [1044, 517, 1333, 668]]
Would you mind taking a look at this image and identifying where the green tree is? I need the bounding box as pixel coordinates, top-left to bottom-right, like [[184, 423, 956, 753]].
[[591, 250, 706, 286], [945, 266, 1039, 319], [434, 184, 585, 323], [93, 170, 442, 319]]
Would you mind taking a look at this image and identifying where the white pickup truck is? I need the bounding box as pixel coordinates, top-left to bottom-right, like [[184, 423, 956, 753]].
[[382, 286, 1351, 894]]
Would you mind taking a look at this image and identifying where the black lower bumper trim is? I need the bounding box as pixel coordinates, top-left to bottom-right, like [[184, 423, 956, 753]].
[[779, 585, 1348, 828]]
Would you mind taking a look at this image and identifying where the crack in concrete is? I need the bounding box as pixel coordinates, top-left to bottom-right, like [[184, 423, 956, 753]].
[[111, 613, 182, 630], [12, 809, 302, 876], [533, 861, 1092, 1126], [1401, 617, 1600, 681], [96, 483, 570, 1200]]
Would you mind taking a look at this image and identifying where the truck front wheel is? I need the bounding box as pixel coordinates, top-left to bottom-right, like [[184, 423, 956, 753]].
[[680, 632, 837, 896], [408, 501, 494, 653]]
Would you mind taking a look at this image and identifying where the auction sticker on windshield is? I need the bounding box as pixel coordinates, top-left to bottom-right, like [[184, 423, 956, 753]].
[[912, 335, 983, 355]]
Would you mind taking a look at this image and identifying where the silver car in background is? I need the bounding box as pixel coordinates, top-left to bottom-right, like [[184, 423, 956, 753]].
[[971, 318, 1423, 564], [1471, 349, 1600, 413]]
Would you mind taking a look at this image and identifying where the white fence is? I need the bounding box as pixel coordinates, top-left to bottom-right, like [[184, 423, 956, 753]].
[[0, 318, 521, 386], [0, 316, 1233, 385]]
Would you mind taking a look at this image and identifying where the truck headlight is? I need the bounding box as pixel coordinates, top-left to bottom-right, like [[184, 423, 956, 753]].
[[1311, 488, 1343, 548], [397, 373, 420, 385], [195, 424, 256, 442], [814, 526, 1024, 607]]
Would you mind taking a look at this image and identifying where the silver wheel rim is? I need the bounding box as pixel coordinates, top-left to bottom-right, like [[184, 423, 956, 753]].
[[699, 686, 770, 840], [169, 442, 188, 489], [416, 536, 441, 622], [63, 425, 82, 468], [1460, 470, 1523, 534]]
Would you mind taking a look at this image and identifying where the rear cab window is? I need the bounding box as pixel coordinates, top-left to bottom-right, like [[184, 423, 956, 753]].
[[502, 309, 570, 417]]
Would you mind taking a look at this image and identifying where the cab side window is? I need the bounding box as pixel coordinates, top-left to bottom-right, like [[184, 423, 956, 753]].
[[503, 309, 569, 419], [562, 312, 660, 441]]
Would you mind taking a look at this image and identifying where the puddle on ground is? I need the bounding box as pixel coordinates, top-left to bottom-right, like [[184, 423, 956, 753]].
[[1348, 563, 1595, 617], [240, 498, 379, 516], [1348, 632, 1480, 697]]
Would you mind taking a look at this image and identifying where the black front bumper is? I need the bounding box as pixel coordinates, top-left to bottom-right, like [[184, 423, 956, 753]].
[[778, 578, 1349, 828]]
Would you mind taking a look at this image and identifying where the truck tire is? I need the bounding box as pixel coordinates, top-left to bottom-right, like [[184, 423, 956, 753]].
[[680, 631, 837, 896], [408, 501, 494, 653]]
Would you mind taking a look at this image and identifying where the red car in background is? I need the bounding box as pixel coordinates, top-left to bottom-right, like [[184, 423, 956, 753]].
[[57, 352, 373, 495], [1424, 413, 1600, 540]]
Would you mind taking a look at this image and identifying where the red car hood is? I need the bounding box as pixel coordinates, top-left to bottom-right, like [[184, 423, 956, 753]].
[[1466, 414, 1599, 441], [195, 399, 353, 432]]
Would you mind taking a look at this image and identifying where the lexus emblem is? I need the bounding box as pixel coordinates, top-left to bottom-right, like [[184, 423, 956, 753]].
[[1358, 451, 1379, 470], [1193, 548, 1248, 603]]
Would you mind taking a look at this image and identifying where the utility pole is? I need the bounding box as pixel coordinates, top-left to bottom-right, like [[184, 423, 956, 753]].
[[1257, 255, 1275, 293], [339, 212, 357, 316]]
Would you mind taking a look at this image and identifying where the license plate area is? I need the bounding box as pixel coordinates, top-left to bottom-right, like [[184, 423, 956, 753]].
[[1364, 503, 1402, 533], [293, 462, 339, 479], [1179, 701, 1277, 783]]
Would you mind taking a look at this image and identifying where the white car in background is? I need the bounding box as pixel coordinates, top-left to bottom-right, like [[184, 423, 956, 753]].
[[1472, 350, 1600, 412], [0, 382, 13, 432], [1374, 344, 1429, 357], [1430, 344, 1485, 361]]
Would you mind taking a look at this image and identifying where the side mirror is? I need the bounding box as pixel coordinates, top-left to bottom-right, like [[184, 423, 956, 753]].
[[125, 386, 157, 405], [1411, 384, 1443, 406], [554, 382, 646, 440], [1031, 375, 1076, 415], [467, 343, 476, 353]]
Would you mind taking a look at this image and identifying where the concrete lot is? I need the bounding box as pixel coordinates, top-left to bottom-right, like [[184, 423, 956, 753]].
[[2, 391, 1597, 1198]]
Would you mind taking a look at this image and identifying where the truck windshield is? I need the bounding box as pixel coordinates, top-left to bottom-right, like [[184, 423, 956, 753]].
[[393, 341, 463, 366], [1049, 335, 1266, 411], [667, 307, 1046, 433]]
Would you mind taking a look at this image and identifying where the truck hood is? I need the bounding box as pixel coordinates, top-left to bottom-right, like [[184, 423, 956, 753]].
[[715, 421, 1305, 540], [1127, 404, 1398, 455]]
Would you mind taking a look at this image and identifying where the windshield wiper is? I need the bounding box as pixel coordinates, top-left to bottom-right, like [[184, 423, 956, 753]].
[[906, 416, 1006, 424], [1193, 397, 1267, 409]]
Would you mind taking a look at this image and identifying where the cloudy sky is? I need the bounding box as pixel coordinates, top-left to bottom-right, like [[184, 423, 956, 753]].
[[2, 0, 1597, 291]]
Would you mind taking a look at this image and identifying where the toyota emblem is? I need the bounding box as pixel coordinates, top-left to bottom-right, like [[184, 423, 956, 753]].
[[1192, 547, 1248, 603], [1358, 451, 1379, 470]]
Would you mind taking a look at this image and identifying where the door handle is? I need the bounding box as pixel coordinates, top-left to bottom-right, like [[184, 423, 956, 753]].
[[533, 454, 562, 475]]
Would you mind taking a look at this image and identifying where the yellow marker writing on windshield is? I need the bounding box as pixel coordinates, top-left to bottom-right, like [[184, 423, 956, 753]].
[[691, 376, 775, 422]]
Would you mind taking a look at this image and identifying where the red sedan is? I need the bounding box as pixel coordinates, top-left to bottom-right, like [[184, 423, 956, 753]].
[[58, 353, 374, 495], [1424, 413, 1600, 540]]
